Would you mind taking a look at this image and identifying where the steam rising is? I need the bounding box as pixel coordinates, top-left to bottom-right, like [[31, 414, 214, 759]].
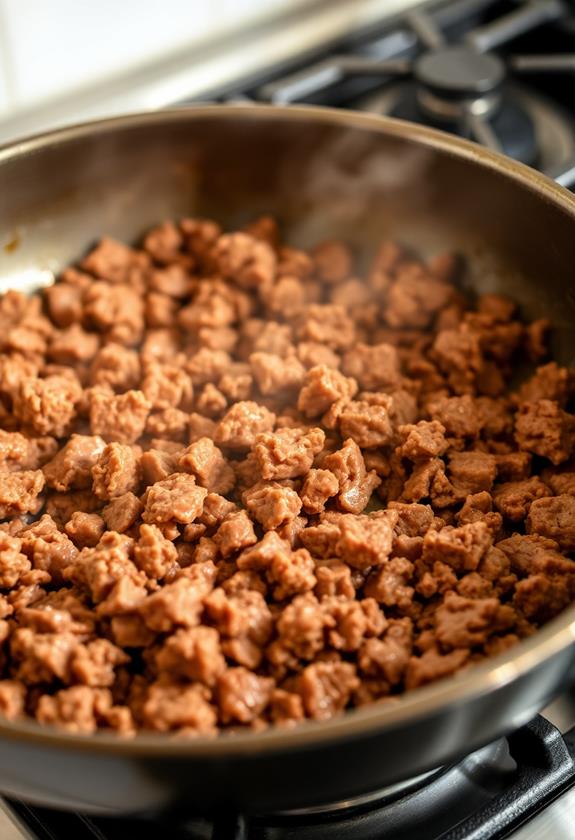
[[283, 126, 435, 249]]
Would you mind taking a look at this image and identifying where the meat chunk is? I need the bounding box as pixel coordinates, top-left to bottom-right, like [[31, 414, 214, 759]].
[[89, 389, 151, 445], [312, 239, 352, 283], [45, 282, 83, 327], [11, 628, 79, 685], [64, 535, 143, 603], [385, 266, 453, 329], [515, 400, 575, 465], [267, 547, 316, 600], [324, 597, 386, 651], [250, 352, 305, 395], [89, 343, 141, 392], [493, 477, 551, 522], [432, 326, 482, 394], [143, 473, 207, 525], [156, 627, 225, 685], [0, 532, 31, 587], [315, 560, 355, 600], [0, 470, 45, 519], [92, 443, 140, 500], [298, 365, 357, 418], [139, 448, 177, 486], [65, 512, 105, 548], [323, 439, 381, 513], [0, 681, 26, 721], [526, 495, 575, 551], [218, 667, 274, 724], [142, 681, 217, 733], [365, 557, 415, 610], [140, 577, 207, 632], [101, 492, 142, 533], [389, 502, 436, 537], [300, 468, 339, 514], [398, 421, 447, 461], [421, 522, 493, 573], [541, 462, 575, 496], [37, 686, 132, 734], [515, 362, 573, 407], [298, 662, 359, 720], [178, 438, 235, 494], [358, 618, 413, 684], [244, 482, 302, 531], [71, 639, 129, 687], [43, 434, 106, 491], [14, 375, 81, 437], [20, 515, 78, 581], [254, 426, 325, 480], [83, 282, 144, 345], [456, 492, 502, 537], [514, 574, 572, 623], [435, 593, 514, 649], [213, 232, 276, 289], [338, 400, 395, 449], [133, 524, 177, 579], [299, 304, 356, 350], [405, 648, 469, 690], [214, 401, 276, 450], [81, 237, 149, 283], [496, 451, 532, 483], [429, 395, 481, 440], [341, 343, 401, 391], [213, 510, 257, 558], [448, 451, 497, 495], [302, 510, 398, 571]]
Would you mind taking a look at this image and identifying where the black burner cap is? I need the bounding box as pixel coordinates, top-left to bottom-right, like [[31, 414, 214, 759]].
[[414, 46, 505, 99]]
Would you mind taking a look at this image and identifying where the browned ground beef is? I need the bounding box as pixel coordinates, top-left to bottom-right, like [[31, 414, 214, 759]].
[[0, 216, 573, 736]]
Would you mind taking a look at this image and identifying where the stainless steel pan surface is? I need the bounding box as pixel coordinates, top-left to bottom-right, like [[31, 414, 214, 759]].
[[0, 105, 575, 816]]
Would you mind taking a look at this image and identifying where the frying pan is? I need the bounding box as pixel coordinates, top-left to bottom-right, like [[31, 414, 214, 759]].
[[0, 105, 575, 819]]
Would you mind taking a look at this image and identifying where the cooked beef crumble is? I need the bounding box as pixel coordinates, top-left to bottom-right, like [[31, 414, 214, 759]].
[[0, 216, 573, 737]]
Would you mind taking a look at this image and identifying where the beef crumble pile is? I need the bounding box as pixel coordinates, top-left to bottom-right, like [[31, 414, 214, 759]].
[[0, 215, 573, 737]]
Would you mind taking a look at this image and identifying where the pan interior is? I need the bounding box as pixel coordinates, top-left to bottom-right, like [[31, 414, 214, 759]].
[[0, 107, 575, 758]]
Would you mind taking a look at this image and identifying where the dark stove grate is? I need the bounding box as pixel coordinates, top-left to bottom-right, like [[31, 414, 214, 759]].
[[4, 717, 575, 840], [254, 1, 575, 169], [185, 0, 575, 185]]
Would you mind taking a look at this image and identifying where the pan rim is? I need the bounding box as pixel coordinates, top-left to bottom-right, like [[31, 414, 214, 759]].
[[0, 102, 575, 757]]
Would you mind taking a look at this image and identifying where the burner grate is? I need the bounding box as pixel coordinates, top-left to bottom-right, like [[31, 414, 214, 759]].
[[3, 717, 575, 840], [243, 0, 575, 180]]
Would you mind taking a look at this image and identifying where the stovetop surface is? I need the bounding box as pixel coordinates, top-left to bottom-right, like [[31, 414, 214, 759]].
[[193, 0, 575, 186], [2, 705, 575, 839], [3, 1, 575, 837]]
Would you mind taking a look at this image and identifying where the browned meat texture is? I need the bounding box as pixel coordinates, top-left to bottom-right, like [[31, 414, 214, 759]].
[[0, 217, 572, 737]]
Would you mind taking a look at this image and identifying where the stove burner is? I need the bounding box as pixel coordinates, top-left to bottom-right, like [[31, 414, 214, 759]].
[[415, 46, 505, 98], [414, 46, 505, 120], [252, 1, 575, 179], [388, 83, 538, 166]]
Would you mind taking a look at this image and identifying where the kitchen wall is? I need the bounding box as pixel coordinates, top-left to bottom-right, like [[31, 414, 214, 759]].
[[0, 0, 421, 140], [0, 0, 308, 115]]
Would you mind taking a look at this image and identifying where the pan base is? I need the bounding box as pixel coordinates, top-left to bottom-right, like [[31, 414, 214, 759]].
[[4, 717, 574, 840]]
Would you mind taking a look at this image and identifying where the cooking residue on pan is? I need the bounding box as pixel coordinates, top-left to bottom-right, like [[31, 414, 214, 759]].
[[2, 232, 20, 255], [0, 215, 572, 736]]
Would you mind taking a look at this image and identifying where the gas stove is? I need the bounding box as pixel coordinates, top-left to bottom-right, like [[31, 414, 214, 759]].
[[195, 0, 575, 187], [2, 1, 575, 838], [2, 702, 575, 839]]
